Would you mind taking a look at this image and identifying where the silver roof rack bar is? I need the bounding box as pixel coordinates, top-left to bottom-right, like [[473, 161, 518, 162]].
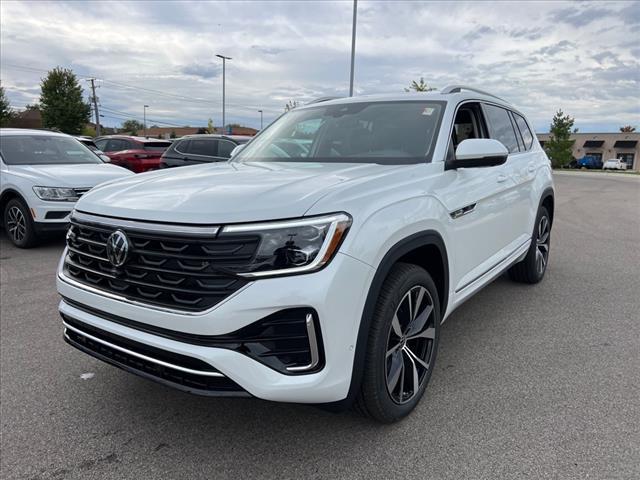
[[440, 85, 507, 102]]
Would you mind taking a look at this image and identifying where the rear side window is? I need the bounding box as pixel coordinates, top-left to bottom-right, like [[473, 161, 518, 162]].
[[483, 104, 520, 153], [218, 140, 236, 158], [187, 139, 218, 157], [513, 113, 534, 150], [94, 139, 108, 150], [106, 139, 130, 152]]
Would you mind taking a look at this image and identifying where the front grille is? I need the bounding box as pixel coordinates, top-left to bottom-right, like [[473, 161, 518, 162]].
[[64, 217, 259, 311], [63, 316, 246, 395]]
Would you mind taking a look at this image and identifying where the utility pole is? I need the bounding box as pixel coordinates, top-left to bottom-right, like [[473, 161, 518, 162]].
[[87, 78, 101, 136], [143, 105, 149, 137], [258, 109, 263, 130], [349, 0, 358, 97], [216, 54, 232, 132]]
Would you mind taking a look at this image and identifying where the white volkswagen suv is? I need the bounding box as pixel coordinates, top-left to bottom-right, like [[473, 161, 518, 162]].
[[1, 129, 133, 247], [57, 86, 554, 422]]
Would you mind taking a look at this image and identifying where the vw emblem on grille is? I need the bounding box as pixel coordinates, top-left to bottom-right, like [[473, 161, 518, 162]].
[[106, 230, 130, 267]]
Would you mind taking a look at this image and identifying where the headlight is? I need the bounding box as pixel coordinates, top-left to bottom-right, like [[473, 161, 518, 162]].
[[221, 213, 352, 277], [32, 186, 78, 201]]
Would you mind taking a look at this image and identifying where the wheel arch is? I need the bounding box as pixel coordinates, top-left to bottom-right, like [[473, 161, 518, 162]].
[[539, 187, 555, 226], [325, 230, 449, 409], [0, 188, 26, 221]]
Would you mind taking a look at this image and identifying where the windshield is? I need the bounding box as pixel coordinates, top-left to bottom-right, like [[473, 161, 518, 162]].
[[235, 101, 445, 164], [0, 135, 103, 165]]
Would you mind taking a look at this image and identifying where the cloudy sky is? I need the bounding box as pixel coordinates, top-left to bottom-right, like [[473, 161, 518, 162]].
[[1, 0, 638, 132]]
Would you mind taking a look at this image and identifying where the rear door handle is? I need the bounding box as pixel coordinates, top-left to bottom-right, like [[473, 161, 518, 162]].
[[497, 174, 508, 183], [528, 162, 536, 172]]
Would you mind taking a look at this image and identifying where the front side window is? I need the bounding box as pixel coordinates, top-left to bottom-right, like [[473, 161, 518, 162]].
[[234, 101, 445, 164], [483, 104, 520, 154], [0, 135, 102, 165], [106, 139, 130, 152], [187, 139, 217, 156]]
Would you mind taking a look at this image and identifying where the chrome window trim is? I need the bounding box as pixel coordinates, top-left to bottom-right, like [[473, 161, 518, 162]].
[[62, 320, 224, 377], [72, 211, 219, 236]]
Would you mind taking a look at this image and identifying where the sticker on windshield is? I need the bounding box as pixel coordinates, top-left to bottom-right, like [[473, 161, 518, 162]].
[[421, 107, 435, 116]]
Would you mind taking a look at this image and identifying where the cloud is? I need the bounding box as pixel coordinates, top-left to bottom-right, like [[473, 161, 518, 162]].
[[181, 63, 221, 79], [535, 40, 577, 56], [549, 6, 614, 27], [0, 0, 637, 132]]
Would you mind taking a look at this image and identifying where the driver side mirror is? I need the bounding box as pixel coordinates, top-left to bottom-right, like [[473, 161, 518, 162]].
[[446, 139, 508, 170], [230, 144, 246, 158]]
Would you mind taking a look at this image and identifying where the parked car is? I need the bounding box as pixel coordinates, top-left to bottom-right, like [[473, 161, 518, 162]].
[[0, 129, 133, 247], [94, 136, 172, 173], [57, 86, 554, 422], [577, 155, 603, 169], [159, 134, 252, 168], [74, 136, 112, 163], [602, 158, 627, 170]]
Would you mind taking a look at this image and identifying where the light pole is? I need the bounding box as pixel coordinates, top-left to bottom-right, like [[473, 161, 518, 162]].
[[216, 54, 232, 132], [349, 0, 358, 97], [143, 104, 149, 137], [258, 109, 263, 130]]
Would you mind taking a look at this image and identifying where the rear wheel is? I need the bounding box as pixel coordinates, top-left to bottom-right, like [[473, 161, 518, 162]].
[[3, 198, 38, 248], [508, 206, 550, 284], [355, 263, 440, 423]]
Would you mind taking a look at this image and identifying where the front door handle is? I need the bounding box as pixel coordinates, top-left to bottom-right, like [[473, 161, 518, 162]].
[[497, 174, 508, 183]]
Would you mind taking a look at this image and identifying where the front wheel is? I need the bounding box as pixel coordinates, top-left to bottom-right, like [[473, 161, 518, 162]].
[[3, 198, 38, 248], [355, 263, 440, 423], [508, 206, 550, 284]]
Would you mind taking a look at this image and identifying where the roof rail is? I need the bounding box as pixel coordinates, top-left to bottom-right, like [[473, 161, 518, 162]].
[[440, 85, 507, 102], [306, 96, 341, 105]]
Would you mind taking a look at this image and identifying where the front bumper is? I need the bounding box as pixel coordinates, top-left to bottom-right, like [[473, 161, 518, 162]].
[[57, 251, 374, 403]]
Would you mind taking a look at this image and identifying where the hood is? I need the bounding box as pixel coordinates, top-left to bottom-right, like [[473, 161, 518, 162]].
[[77, 161, 404, 223], [7, 163, 133, 187]]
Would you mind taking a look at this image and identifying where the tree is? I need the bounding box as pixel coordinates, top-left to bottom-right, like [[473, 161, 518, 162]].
[[82, 125, 96, 137], [121, 119, 144, 135], [0, 85, 14, 127], [545, 110, 576, 168], [196, 127, 207, 134], [620, 125, 636, 132], [170, 130, 177, 138], [39, 67, 90, 134], [405, 77, 436, 92], [284, 100, 299, 112], [207, 118, 215, 133]]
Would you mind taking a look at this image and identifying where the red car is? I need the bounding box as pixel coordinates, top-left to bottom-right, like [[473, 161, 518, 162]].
[[94, 136, 172, 173]]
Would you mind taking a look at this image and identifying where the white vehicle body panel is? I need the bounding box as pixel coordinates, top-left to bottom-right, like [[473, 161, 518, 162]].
[[55, 91, 555, 403]]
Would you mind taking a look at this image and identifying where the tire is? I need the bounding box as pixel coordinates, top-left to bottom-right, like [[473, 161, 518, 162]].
[[355, 263, 441, 423], [3, 198, 38, 248], [508, 206, 550, 284]]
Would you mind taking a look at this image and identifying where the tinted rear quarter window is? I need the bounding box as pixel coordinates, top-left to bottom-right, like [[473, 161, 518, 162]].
[[483, 104, 520, 153], [218, 140, 236, 158], [513, 113, 534, 150]]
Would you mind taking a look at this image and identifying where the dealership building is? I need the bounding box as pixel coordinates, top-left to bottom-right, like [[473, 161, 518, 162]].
[[536, 132, 639, 170]]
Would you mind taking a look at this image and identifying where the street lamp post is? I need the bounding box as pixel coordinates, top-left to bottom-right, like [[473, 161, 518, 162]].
[[216, 54, 232, 133], [143, 104, 149, 137], [258, 109, 263, 130], [349, 0, 358, 97]]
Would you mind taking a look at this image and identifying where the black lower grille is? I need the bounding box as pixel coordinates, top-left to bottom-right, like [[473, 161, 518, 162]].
[[63, 316, 247, 395], [64, 217, 259, 311]]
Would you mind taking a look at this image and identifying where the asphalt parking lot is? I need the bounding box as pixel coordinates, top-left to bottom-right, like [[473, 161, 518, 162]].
[[1, 172, 639, 480]]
